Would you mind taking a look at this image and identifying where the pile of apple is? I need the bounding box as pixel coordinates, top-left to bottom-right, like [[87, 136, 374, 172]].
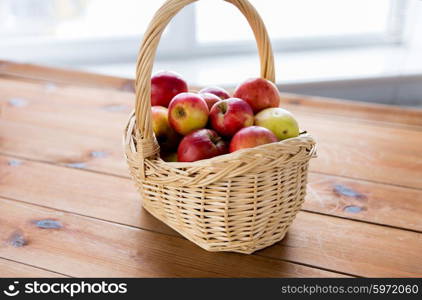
[[151, 71, 300, 162]]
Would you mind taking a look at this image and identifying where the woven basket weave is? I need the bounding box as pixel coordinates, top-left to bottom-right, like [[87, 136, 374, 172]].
[[124, 0, 316, 254]]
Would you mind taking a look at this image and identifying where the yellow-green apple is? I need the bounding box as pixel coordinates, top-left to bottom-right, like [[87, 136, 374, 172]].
[[199, 86, 230, 100], [255, 107, 299, 140], [209, 98, 254, 137], [233, 78, 280, 113], [229, 126, 278, 152], [168, 92, 209, 135], [199, 92, 222, 110], [161, 152, 178, 162], [151, 106, 180, 151], [151, 71, 188, 107], [178, 129, 228, 162]]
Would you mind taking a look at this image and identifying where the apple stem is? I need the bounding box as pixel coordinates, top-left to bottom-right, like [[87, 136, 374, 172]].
[[208, 134, 221, 146], [219, 102, 228, 114]]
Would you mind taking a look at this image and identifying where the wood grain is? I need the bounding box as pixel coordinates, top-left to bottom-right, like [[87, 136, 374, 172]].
[[2, 76, 421, 133], [0, 155, 171, 235], [1, 61, 421, 277], [0, 119, 126, 176], [259, 212, 422, 277], [1, 78, 422, 189], [304, 173, 422, 232], [1, 154, 421, 233], [0, 60, 134, 92], [281, 93, 422, 129], [0, 258, 66, 277], [2, 61, 421, 128], [300, 114, 422, 189], [1, 156, 421, 277], [0, 198, 342, 278]]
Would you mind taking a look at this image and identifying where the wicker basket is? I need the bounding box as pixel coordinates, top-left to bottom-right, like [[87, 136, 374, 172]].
[[124, 0, 316, 254]]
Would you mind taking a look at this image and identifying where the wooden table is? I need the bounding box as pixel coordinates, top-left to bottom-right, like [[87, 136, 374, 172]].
[[0, 60, 421, 278]]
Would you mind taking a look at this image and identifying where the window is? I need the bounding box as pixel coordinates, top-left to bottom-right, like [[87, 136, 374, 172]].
[[197, 0, 401, 44], [194, 0, 406, 54], [0, 0, 408, 64], [0, 0, 168, 64], [0, 0, 166, 39]]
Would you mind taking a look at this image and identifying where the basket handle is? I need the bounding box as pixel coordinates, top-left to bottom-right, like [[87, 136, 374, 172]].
[[134, 0, 275, 145]]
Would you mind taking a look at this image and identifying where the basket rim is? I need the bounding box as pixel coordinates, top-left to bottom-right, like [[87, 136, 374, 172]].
[[160, 133, 315, 167]]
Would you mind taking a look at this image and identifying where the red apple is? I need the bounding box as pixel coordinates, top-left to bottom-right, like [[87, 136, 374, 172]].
[[199, 86, 230, 100], [229, 126, 278, 152], [151, 106, 180, 151], [199, 92, 221, 110], [233, 78, 280, 113], [168, 92, 209, 135], [178, 129, 228, 162], [151, 71, 188, 107], [209, 98, 254, 137]]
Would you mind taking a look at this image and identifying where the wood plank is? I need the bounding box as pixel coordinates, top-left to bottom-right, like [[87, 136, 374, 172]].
[[0, 119, 126, 176], [2, 76, 420, 136], [6, 76, 416, 141], [0, 77, 132, 139], [1, 77, 421, 189], [2, 196, 420, 278], [0, 258, 66, 277], [304, 173, 422, 232], [0, 155, 172, 235], [0, 60, 134, 92], [281, 93, 422, 128], [259, 212, 422, 277], [298, 113, 422, 189], [2, 60, 422, 128], [0, 156, 421, 277], [1, 154, 421, 234], [0, 198, 342, 278]]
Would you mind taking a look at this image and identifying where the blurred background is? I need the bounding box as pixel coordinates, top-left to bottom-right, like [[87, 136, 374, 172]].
[[0, 0, 421, 106]]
